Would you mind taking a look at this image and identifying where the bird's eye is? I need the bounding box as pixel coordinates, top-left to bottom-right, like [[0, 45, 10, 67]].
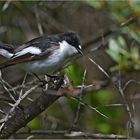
[[78, 45, 82, 49]]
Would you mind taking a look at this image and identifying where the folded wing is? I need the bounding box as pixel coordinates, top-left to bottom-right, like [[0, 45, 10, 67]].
[[0, 41, 59, 69]]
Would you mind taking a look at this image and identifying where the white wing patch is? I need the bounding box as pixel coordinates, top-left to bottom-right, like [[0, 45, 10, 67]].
[[14, 46, 42, 57], [0, 49, 14, 58]]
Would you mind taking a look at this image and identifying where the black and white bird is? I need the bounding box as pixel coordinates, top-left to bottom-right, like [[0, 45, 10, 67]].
[[0, 32, 83, 75]]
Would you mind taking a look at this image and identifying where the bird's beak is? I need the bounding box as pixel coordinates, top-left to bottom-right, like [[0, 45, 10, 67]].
[[77, 45, 83, 56]]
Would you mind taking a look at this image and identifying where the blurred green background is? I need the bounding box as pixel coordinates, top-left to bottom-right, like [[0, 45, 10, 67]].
[[0, 0, 140, 139]]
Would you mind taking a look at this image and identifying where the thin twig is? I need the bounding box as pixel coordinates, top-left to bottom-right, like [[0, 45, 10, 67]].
[[0, 109, 6, 115], [95, 103, 124, 109], [17, 130, 131, 139], [123, 80, 140, 91], [0, 84, 39, 131], [88, 57, 110, 78], [70, 69, 87, 130], [19, 73, 28, 98], [0, 71, 17, 102], [71, 97, 109, 119], [117, 68, 134, 136], [88, 55, 134, 136], [0, 78, 38, 95], [35, 3, 44, 35], [2, 0, 11, 11]]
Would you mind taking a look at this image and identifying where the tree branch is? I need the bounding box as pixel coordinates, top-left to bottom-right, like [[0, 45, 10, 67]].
[[17, 130, 132, 139], [0, 89, 59, 139], [0, 78, 107, 139]]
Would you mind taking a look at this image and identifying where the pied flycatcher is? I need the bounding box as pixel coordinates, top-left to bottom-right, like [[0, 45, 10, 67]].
[[0, 32, 83, 75]]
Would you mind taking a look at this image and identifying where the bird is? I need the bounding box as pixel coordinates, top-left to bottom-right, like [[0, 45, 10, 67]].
[[0, 32, 83, 75]]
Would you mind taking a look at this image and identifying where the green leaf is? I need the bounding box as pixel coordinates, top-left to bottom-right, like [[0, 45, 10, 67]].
[[85, 0, 103, 8], [130, 47, 139, 61], [106, 39, 120, 62], [124, 28, 140, 44], [64, 63, 83, 85], [117, 36, 126, 49], [97, 123, 111, 133], [28, 118, 42, 130]]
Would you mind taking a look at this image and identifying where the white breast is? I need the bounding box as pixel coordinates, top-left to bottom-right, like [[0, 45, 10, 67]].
[[59, 40, 78, 56]]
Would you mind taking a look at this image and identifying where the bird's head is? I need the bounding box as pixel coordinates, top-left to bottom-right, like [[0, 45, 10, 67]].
[[61, 32, 83, 56]]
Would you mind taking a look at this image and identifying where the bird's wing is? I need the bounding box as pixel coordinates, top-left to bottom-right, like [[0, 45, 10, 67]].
[[0, 41, 59, 69]]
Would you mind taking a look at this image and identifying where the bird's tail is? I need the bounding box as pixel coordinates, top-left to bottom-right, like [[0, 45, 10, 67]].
[[0, 43, 14, 69], [0, 43, 14, 58]]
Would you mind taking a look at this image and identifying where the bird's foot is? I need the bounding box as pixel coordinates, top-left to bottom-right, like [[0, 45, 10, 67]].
[[33, 73, 48, 89], [47, 75, 64, 90], [39, 79, 48, 89]]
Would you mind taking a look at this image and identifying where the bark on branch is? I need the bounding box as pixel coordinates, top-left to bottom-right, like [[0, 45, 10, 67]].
[[0, 89, 59, 139], [17, 130, 132, 139], [0, 78, 107, 139]]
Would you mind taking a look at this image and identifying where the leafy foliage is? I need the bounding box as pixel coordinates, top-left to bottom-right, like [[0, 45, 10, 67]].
[[107, 36, 140, 72]]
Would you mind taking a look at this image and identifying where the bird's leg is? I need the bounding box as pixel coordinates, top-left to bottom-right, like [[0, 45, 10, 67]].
[[33, 73, 48, 88], [48, 75, 64, 90], [33, 73, 64, 90], [33, 73, 41, 81]]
